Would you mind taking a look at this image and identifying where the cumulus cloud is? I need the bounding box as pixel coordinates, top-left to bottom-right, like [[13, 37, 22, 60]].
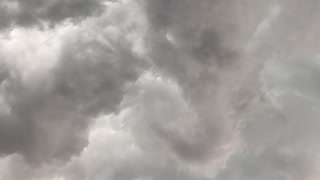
[[0, 0, 145, 165], [0, 0, 320, 180]]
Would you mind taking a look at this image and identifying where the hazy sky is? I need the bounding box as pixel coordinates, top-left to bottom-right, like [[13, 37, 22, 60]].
[[0, 0, 320, 180]]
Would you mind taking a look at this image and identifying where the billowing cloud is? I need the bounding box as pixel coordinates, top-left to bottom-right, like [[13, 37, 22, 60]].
[[0, 0, 145, 165], [1, 0, 320, 180]]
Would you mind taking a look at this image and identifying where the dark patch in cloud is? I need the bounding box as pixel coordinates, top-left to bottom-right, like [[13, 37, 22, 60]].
[[0, 63, 8, 84], [144, 0, 241, 66], [153, 120, 220, 163], [138, 0, 252, 171], [192, 29, 240, 66], [0, 0, 106, 29], [144, 0, 173, 29]]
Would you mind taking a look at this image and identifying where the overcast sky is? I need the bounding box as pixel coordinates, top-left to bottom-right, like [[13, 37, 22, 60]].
[[0, 0, 320, 180]]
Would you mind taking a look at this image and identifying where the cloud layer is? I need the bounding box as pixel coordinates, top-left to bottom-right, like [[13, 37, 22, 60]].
[[0, 0, 320, 180]]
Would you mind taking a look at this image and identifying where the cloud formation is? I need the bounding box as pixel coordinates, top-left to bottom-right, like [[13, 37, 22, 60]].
[[0, 0, 320, 180], [0, 2, 145, 165], [0, 0, 106, 29]]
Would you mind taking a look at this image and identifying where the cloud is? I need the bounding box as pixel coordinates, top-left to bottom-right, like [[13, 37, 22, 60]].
[[62, 110, 205, 180], [213, 59, 320, 180], [1, 0, 320, 180], [136, 0, 320, 179], [121, 72, 242, 177], [0, 1, 145, 165], [0, 0, 106, 30], [137, 0, 261, 176]]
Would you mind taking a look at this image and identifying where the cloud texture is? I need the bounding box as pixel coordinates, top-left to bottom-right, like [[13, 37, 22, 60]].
[[0, 0, 106, 29], [0, 0, 320, 180]]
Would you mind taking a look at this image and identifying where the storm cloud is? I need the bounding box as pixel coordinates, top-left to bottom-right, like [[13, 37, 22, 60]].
[[0, 0, 320, 180], [0, 0, 106, 29], [0, 3, 144, 165]]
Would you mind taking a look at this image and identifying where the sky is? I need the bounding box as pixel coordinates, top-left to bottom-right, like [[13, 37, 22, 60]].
[[0, 0, 320, 180]]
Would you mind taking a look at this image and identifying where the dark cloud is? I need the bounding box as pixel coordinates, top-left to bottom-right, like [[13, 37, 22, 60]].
[[0, 24, 143, 165], [139, 0, 320, 179], [134, 1, 258, 176], [144, 0, 244, 72], [1, 0, 320, 180], [0, 0, 106, 29], [141, 0, 257, 109]]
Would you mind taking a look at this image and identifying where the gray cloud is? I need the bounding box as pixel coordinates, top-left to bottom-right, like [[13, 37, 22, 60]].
[[60, 111, 210, 180], [216, 148, 315, 180], [135, 0, 261, 177], [213, 59, 320, 180], [0, 0, 106, 30], [139, 0, 320, 179], [0, 19, 143, 165], [1, 0, 320, 180]]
